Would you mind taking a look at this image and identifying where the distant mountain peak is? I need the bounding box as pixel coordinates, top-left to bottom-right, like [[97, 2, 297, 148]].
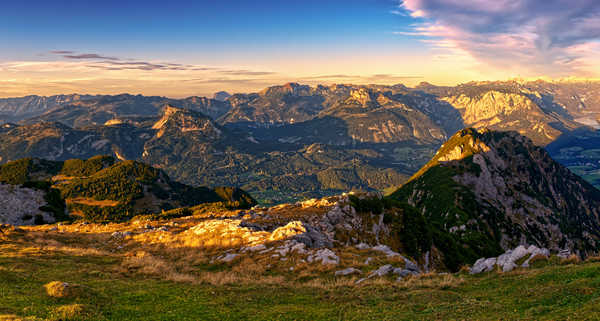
[[347, 88, 376, 105], [213, 91, 231, 101], [152, 104, 221, 138]]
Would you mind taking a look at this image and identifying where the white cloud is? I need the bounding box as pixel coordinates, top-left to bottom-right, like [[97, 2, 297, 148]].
[[397, 0, 600, 77]]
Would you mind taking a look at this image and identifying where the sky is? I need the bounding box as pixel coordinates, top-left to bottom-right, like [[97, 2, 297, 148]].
[[1, 0, 600, 98]]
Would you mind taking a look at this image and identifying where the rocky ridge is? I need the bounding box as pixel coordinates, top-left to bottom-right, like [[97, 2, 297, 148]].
[[391, 128, 600, 269]]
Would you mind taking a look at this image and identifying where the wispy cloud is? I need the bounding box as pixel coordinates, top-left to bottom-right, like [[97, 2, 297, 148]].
[[61, 53, 120, 60], [396, 0, 600, 76], [220, 70, 278, 76], [49, 50, 74, 54]]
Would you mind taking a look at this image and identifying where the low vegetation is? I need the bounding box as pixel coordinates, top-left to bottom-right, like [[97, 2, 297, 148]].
[[1, 223, 600, 320]]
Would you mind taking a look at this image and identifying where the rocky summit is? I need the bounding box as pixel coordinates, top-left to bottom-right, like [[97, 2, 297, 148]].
[[390, 128, 600, 268]]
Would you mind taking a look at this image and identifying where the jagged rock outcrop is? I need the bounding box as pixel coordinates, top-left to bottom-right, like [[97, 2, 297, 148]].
[[470, 245, 550, 274]]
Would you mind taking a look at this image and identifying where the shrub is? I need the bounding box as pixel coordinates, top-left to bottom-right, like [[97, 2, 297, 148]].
[[560, 254, 581, 265], [44, 281, 79, 298], [50, 304, 90, 320], [528, 254, 550, 268], [584, 255, 600, 263]]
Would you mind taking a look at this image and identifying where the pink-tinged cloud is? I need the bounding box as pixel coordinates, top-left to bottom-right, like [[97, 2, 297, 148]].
[[398, 0, 600, 76]]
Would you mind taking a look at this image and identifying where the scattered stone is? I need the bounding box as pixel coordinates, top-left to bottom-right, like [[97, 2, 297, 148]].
[[356, 264, 395, 284], [470, 245, 551, 273], [245, 244, 267, 252], [355, 243, 370, 250], [292, 223, 332, 248], [557, 249, 572, 259], [372, 245, 400, 257], [335, 267, 362, 276], [220, 253, 238, 262], [307, 249, 339, 265], [404, 259, 420, 272], [369, 264, 394, 277], [393, 268, 419, 278], [364, 257, 373, 265]]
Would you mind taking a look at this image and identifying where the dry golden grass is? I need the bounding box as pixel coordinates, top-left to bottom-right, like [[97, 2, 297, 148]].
[[560, 254, 581, 265], [0, 315, 42, 321], [304, 277, 360, 288], [197, 271, 286, 286], [66, 197, 119, 207], [528, 253, 549, 266], [44, 281, 80, 298], [584, 255, 600, 263], [50, 304, 90, 321]]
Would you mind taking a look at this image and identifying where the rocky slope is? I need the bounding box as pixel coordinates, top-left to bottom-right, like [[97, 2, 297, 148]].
[[389, 128, 600, 268]]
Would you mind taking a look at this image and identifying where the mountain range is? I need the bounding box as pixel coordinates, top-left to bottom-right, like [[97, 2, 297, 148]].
[[1, 79, 599, 203]]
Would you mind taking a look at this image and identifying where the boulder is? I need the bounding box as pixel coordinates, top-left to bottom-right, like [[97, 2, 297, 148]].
[[372, 245, 400, 257], [470, 257, 497, 274], [393, 268, 419, 278], [292, 223, 332, 248], [335, 267, 362, 276], [220, 253, 238, 262], [355, 243, 370, 250], [307, 249, 339, 265], [368, 264, 394, 277]]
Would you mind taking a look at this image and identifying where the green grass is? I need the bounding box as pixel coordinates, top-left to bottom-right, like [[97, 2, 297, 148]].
[[2, 242, 600, 320]]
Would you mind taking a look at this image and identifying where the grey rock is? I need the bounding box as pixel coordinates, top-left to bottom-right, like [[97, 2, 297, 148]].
[[307, 249, 339, 265], [292, 223, 332, 248], [355, 243, 370, 250], [220, 253, 238, 262], [368, 264, 394, 277], [335, 267, 362, 276], [470, 257, 497, 274]]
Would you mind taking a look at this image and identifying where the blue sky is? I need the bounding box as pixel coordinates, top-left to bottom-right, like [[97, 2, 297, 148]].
[[1, 0, 599, 97], [1, 0, 420, 62]]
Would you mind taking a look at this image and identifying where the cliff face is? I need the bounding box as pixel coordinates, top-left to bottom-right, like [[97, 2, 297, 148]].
[[390, 128, 600, 265], [441, 91, 565, 145]]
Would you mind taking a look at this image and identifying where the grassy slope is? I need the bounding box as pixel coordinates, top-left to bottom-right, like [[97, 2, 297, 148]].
[[1, 239, 600, 320]]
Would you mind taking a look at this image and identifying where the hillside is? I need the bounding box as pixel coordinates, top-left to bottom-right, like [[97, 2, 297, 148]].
[[0, 156, 255, 223], [389, 128, 600, 268], [2, 187, 600, 320]]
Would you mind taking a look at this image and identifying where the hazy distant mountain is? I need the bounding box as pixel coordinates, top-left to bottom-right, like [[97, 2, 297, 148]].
[[213, 91, 231, 101], [1, 94, 231, 127]]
